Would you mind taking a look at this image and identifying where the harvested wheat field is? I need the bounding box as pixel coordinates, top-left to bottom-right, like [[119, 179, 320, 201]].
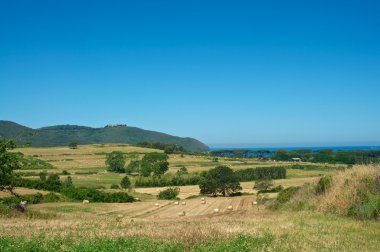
[[139, 196, 258, 218]]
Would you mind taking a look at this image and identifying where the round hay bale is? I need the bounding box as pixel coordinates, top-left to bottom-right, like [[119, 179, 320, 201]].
[[213, 208, 219, 213], [174, 201, 179, 205], [227, 205, 233, 210], [178, 211, 186, 217], [181, 202, 186, 205]]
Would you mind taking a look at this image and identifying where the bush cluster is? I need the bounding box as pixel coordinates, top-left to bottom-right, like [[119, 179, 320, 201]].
[[235, 167, 286, 181], [0, 192, 62, 206], [13, 175, 64, 192], [135, 167, 287, 188], [60, 188, 134, 203], [349, 176, 380, 220], [157, 187, 180, 200], [135, 174, 201, 188], [315, 175, 333, 194], [17, 155, 55, 170], [13, 175, 134, 204], [276, 186, 301, 205]]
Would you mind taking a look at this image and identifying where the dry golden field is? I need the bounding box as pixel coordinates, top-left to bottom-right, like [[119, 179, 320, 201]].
[[1, 199, 380, 251], [1, 145, 380, 251]]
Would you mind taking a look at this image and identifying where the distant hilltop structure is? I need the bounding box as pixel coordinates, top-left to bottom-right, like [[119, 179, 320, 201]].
[[105, 124, 127, 128]]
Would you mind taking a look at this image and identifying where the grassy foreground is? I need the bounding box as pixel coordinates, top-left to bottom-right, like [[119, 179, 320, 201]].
[[0, 235, 273, 252], [1, 209, 380, 251], [2, 145, 379, 251]]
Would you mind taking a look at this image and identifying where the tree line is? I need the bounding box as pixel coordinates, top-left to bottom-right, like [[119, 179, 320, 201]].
[[134, 166, 286, 188], [135, 141, 185, 154], [210, 148, 380, 164]]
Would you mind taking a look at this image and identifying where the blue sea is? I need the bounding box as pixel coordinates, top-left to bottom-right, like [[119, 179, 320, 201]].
[[210, 146, 380, 152]]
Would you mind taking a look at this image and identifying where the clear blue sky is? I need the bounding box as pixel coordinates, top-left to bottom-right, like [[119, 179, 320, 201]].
[[1, 0, 380, 147]]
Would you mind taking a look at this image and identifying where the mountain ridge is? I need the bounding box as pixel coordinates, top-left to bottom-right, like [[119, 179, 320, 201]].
[[0, 120, 209, 152]]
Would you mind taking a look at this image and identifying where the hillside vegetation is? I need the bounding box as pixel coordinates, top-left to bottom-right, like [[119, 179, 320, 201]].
[[273, 165, 380, 219], [0, 121, 209, 152]]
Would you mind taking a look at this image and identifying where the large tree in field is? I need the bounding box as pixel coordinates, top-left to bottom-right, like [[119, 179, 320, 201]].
[[0, 139, 21, 196], [105, 151, 126, 173], [141, 152, 169, 177], [199, 166, 242, 196]]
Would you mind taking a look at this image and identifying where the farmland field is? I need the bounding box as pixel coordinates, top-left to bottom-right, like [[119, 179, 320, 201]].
[[11, 144, 339, 189], [2, 144, 379, 251], [2, 198, 380, 251]]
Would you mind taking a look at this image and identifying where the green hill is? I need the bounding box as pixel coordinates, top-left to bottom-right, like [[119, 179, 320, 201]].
[[0, 121, 209, 152]]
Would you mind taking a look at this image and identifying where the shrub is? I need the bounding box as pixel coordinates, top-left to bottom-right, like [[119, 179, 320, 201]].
[[110, 184, 120, 189], [43, 192, 61, 203], [349, 194, 380, 220], [315, 175, 333, 194], [18, 156, 55, 170], [60, 188, 134, 203], [62, 170, 70, 175], [276, 187, 301, 204], [0, 203, 11, 215], [1, 193, 44, 205], [176, 166, 188, 175], [259, 185, 283, 193], [45, 174, 62, 191], [68, 142, 78, 149], [120, 176, 131, 189], [157, 187, 180, 200], [63, 176, 73, 188], [254, 180, 274, 191], [348, 175, 380, 219]]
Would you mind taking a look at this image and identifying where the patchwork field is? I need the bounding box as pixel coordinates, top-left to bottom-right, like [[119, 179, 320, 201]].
[[12, 144, 339, 190], [3, 144, 376, 251]]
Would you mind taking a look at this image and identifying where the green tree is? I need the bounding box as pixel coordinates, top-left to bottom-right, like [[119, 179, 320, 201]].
[[68, 141, 78, 149], [157, 187, 180, 200], [126, 160, 140, 174], [120, 176, 131, 190], [141, 152, 169, 177], [199, 166, 242, 196], [0, 139, 20, 196], [314, 149, 335, 163], [273, 148, 290, 161], [45, 174, 62, 191], [39, 171, 48, 181], [164, 145, 176, 154], [253, 180, 274, 191], [140, 162, 152, 177], [63, 175, 73, 187], [176, 166, 188, 175], [106, 151, 126, 173]]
